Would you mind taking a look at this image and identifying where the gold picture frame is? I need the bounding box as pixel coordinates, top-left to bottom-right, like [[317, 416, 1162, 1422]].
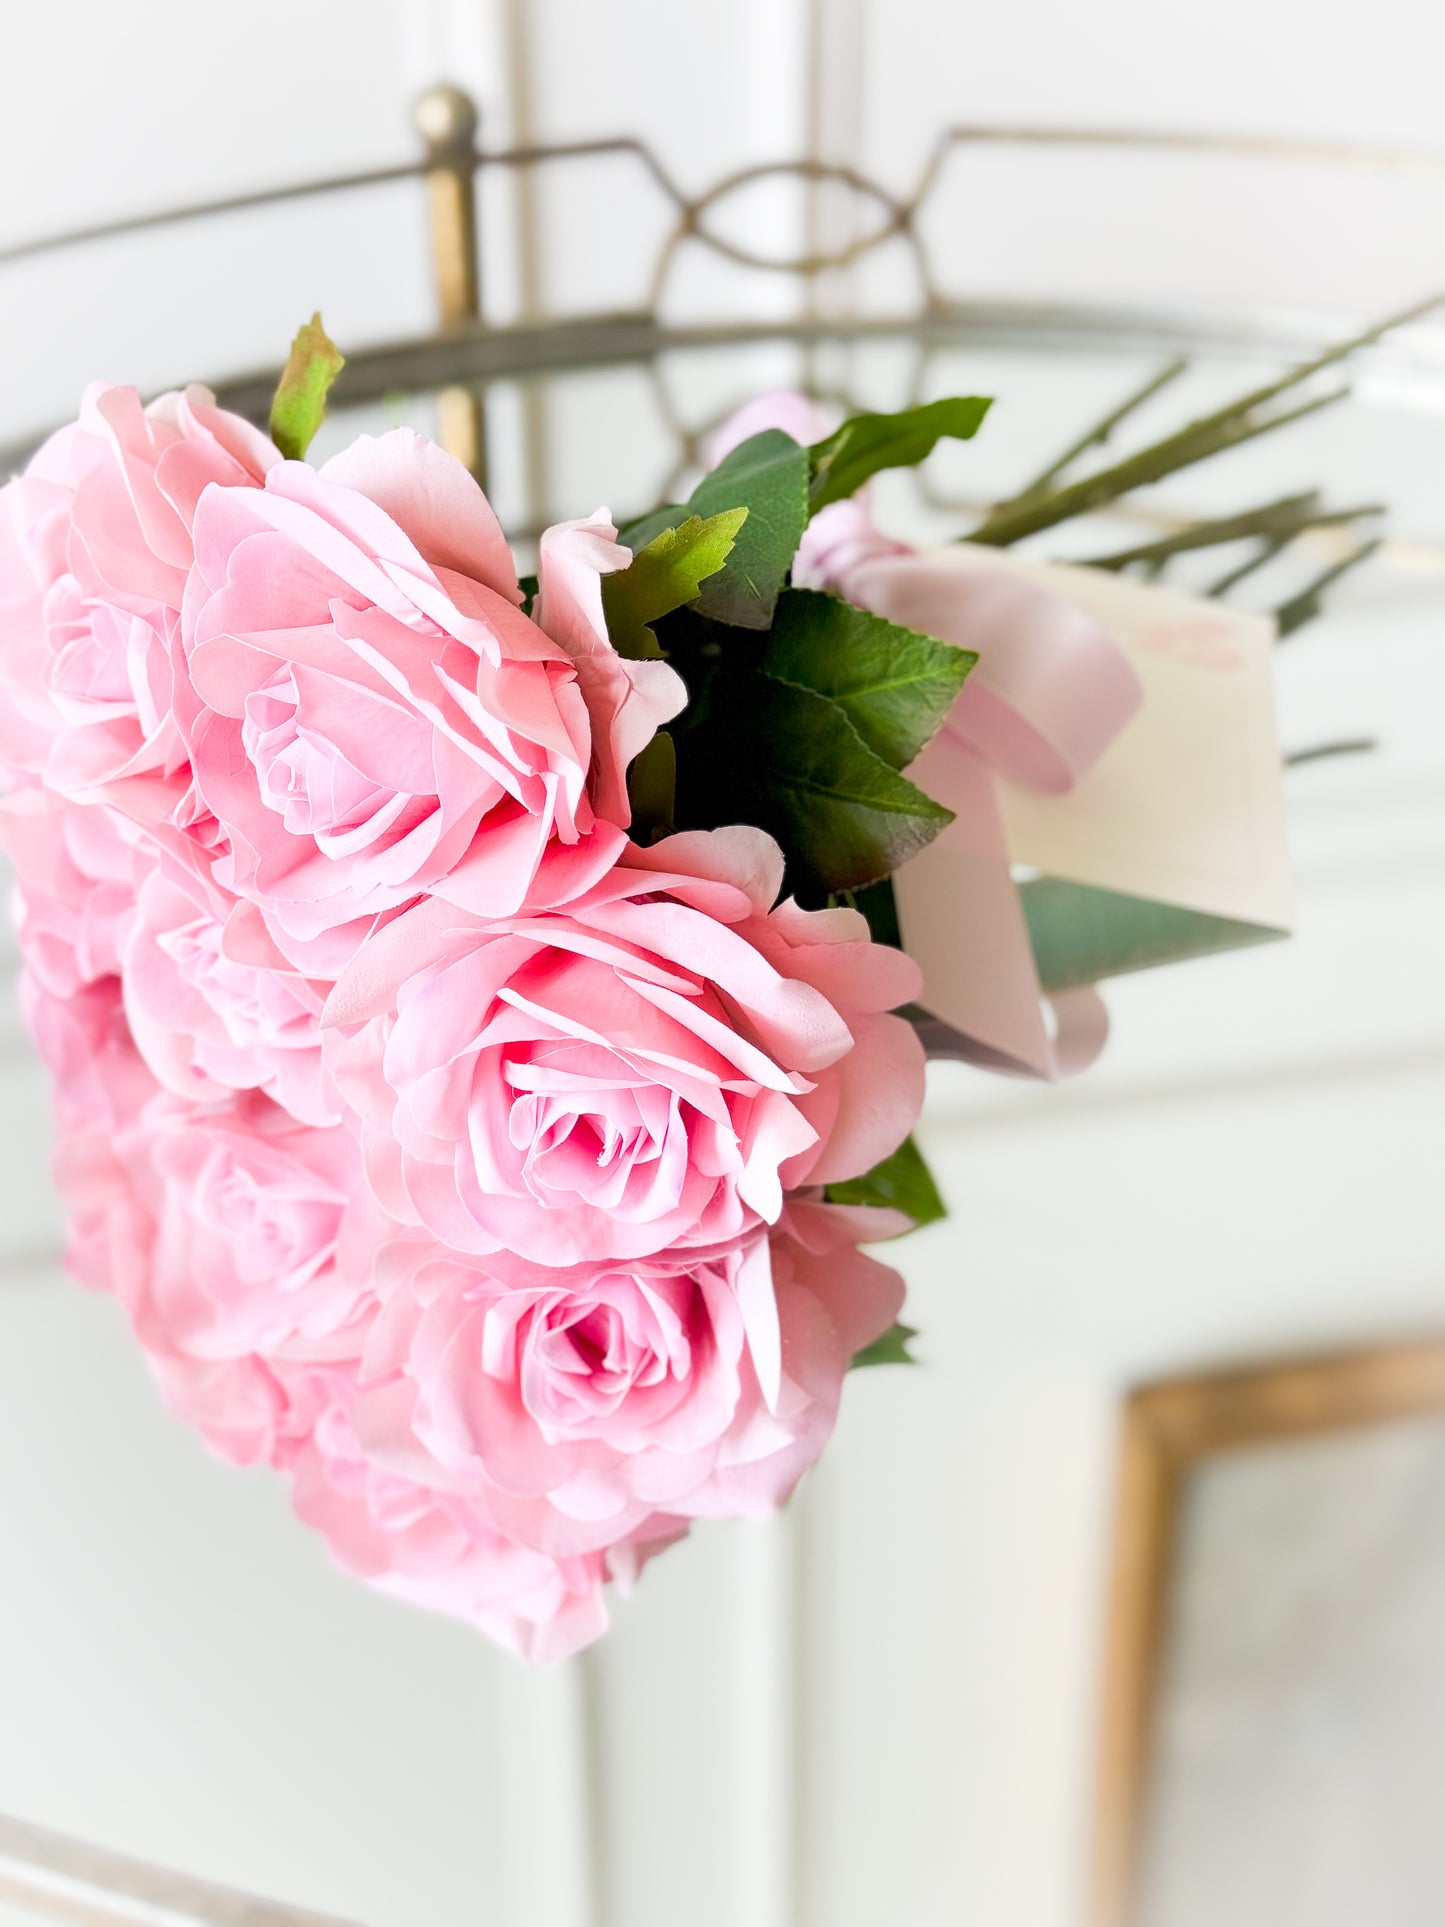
[[1091, 1338, 1445, 1927]]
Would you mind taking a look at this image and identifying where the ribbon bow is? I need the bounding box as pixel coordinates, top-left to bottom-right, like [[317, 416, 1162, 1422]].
[[707, 397, 1145, 1077], [807, 505, 1142, 1076]]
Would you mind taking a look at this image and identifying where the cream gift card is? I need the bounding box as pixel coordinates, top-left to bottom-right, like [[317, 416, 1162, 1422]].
[[889, 549, 1293, 1077], [991, 556, 1294, 933]]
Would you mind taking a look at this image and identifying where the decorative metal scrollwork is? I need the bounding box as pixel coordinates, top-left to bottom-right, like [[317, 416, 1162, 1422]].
[[3, 90, 1445, 545]]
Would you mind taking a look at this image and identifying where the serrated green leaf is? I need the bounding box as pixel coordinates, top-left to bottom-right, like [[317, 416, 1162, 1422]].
[[517, 572, 538, 617], [686, 429, 810, 629], [765, 587, 975, 770], [602, 509, 748, 660], [673, 673, 953, 900], [269, 314, 345, 461], [850, 1321, 918, 1369], [825, 1134, 947, 1227], [618, 505, 688, 551], [1020, 879, 1285, 992], [808, 396, 992, 513], [626, 728, 676, 843]]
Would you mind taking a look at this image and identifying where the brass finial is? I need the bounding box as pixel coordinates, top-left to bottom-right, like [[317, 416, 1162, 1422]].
[[413, 84, 479, 158]]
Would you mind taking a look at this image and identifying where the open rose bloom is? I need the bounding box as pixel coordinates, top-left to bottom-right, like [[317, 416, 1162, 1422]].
[[0, 385, 926, 1659]]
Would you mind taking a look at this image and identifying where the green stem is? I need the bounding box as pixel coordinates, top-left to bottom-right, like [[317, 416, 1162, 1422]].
[[1274, 539, 1382, 638], [1011, 357, 1188, 502], [1208, 531, 1293, 597], [968, 386, 1349, 547], [968, 295, 1440, 549], [1285, 736, 1378, 766], [1083, 492, 1317, 569], [1083, 495, 1383, 573]]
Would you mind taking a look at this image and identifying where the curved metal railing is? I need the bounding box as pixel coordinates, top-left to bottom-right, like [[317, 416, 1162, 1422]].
[[5, 92, 1445, 483]]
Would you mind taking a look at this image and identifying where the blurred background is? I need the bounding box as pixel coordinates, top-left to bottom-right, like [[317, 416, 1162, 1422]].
[[0, 5, 1443, 1926]]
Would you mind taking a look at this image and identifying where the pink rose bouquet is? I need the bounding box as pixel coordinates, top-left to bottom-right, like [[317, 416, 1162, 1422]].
[[0, 299, 1332, 1655], [0, 322, 971, 1656]]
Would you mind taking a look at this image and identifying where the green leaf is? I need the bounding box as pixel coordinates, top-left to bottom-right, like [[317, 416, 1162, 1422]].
[[602, 509, 748, 660], [269, 313, 345, 461], [826, 1134, 946, 1227], [674, 673, 953, 899], [807, 396, 992, 513], [517, 573, 538, 617], [626, 728, 676, 843], [850, 1321, 918, 1369], [686, 429, 810, 629], [1020, 879, 1285, 993], [764, 588, 974, 770], [618, 505, 688, 551]]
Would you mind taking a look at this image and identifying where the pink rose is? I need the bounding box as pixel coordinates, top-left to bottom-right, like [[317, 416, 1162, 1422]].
[[0, 788, 136, 998], [21, 971, 153, 1138], [23, 977, 296, 1466], [0, 382, 276, 812], [284, 1400, 659, 1661], [122, 1095, 378, 1365], [32, 984, 375, 1458], [121, 857, 338, 1126], [531, 511, 684, 829], [179, 435, 684, 971], [68, 1106, 353, 1461], [323, 825, 925, 1264], [347, 1202, 905, 1565]]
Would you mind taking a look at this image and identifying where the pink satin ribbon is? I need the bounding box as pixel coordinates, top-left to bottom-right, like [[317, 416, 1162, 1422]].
[[705, 398, 1145, 1079]]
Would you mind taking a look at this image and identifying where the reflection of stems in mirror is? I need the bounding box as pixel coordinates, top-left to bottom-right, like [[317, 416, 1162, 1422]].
[[1082, 494, 1383, 573], [1285, 736, 1378, 766], [1274, 539, 1382, 638], [1010, 357, 1188, 504], [1208, 532, 1293, 597], [969, 386, 1348, 546], [968, 295, 1440, 549], [1085, 491, 1315, 569]]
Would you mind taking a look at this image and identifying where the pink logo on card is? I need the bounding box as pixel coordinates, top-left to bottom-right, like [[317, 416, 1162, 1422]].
[[1136, 616, 1247, 671]]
